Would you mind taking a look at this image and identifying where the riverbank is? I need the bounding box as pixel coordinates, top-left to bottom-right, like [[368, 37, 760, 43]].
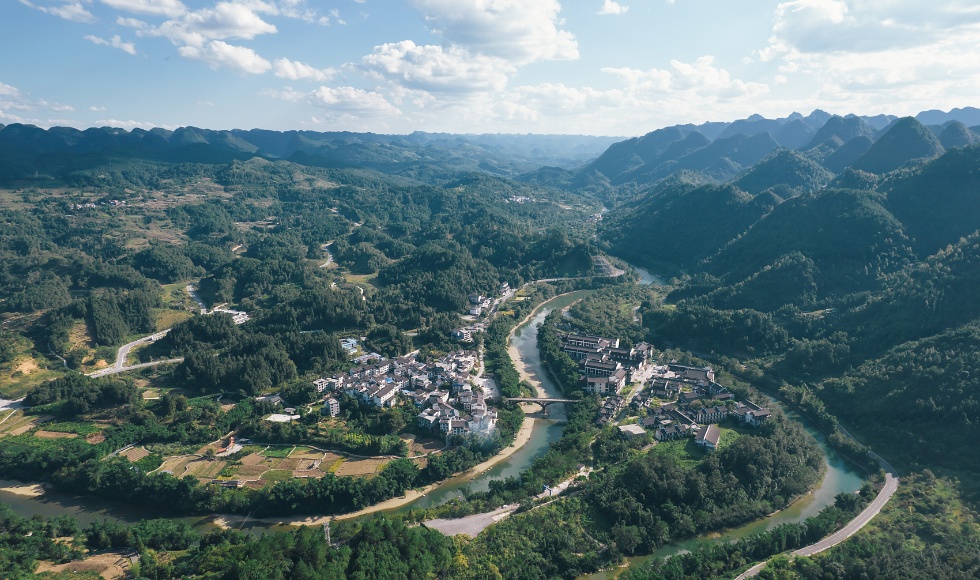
[[210, 416, 537, 529], [507, 291, 583, 399], [0, 480, 46, 497]]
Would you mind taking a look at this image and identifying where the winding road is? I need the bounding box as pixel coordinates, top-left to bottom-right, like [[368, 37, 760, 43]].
[[86, 330, 181, 378], [736, 446, 900, 578]]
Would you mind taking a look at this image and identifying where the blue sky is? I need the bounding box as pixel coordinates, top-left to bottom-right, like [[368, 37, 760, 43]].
[[3, 0, 980, 135]]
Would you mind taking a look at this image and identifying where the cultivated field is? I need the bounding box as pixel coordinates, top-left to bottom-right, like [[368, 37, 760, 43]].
[[334, 458, 388, 477]]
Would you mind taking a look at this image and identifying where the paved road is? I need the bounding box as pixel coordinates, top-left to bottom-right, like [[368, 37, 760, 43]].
[[117, 330, 170, 368], [737, 450, 899, 578], [186, 284, 208, 314], [88, 358, 184, 378], [85, 329, 177, 378]]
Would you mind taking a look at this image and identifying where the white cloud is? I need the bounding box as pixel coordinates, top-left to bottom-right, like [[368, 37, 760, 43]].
[[268, 86, 401, 117], [598, 0, 629, 15], [362, 40, 512, 93], [604, 56, 769, 99], [275, 0, 325, 23], [273, 58, 335, 82], [20, 0, 95, 23], [0, 83, 21, 97], [765, 0, 980, 57], [148, 2, 277, 47], [90, 105, 107, 111], [179, 41, 272, 74], [95, 118, 171, 129], [116, 16, 148, 29], [410, 0, 578, 64], [310, 86, 400, 115], [755, 0, 980, 116], [85, 34, 138, 55], [0, 110, 29, 124], [100, 0, 187, 18]]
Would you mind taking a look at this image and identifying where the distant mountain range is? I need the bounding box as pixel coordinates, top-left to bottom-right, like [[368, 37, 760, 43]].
[[2, 107, 978, 190], [0, 123, 622, 185], [568, 107, 980, 194]]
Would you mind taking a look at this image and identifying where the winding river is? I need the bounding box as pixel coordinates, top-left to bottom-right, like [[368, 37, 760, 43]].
[[1, 268, 864, 562]]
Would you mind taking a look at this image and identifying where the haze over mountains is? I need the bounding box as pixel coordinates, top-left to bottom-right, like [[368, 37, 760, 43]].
[[2, 106, 979, 187]]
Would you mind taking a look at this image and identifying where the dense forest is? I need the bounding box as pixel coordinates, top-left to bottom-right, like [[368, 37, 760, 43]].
[[3, 112, 980, 577]]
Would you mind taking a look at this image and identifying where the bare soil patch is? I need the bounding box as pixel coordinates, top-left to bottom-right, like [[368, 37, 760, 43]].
[[294, 468, 326, 479], [120, 446, 149, 462], [35, 430, 78, 439], [35, 551, 132, 579], [291, 447, 326, 460], [334, 458, 387, 477], [240, 452, 265, 466], [158, 455, 194, 476], [15, 359, 38, 375], [185, 459, 226, 480]]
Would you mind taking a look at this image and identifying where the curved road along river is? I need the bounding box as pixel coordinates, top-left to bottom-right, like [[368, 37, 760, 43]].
[[737, 450, 899, 578]]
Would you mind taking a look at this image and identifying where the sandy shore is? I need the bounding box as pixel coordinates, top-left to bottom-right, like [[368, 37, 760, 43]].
[[0, 481, 46, 497]]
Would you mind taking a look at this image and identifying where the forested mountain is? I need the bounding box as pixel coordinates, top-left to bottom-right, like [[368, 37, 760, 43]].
[[938, 121, 977, 149], [600, 180, 777, 274], [0, 123, 620, 186], [852, 117, 944, 174], [525, 108, 977, 204], [705, 188, 914, 298], [803, 115, 877, 150], [882, 144, 980, 254], [596, 122, 980, 536], [733, 149, 833, 196], [0, 143, 602, 393]]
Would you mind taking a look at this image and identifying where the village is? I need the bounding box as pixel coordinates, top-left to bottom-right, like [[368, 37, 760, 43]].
[[557, 331, 772, 451], [293, 348, 501, 441]]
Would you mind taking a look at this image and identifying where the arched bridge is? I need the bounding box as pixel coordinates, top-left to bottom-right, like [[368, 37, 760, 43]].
[[504, 397, 579, 416]]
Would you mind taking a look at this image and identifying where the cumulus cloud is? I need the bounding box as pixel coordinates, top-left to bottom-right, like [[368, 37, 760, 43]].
[[764, 0, 980, 58], [604, 56, 768, 99], [85, 34, 138, 55], [362, 40, 512, 93], [147, 2, 277, 47], [268, 86, 401, 116], [116, 16, 149, 28], [0, 83, 21, 97], [273, 58, 335, 82], [179, 40, 272, 74], [100, 0, 187, 18], [598, 0, 629, 15], [20, 0, 95, 23], [410, 0, 578, 64], [756, 0, 980, 115]]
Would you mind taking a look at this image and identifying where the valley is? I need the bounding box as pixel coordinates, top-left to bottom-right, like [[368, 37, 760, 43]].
[[1, 108, 980, 578]]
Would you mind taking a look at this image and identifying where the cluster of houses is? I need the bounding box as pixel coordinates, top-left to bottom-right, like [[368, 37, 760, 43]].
[[451, 321, 486, 344], [212, 306, 250, 325], [312, 350, 498, 440], [461, 281, 511, 319], [625, 363, 772, 450], [558, 332, 654, 396]]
